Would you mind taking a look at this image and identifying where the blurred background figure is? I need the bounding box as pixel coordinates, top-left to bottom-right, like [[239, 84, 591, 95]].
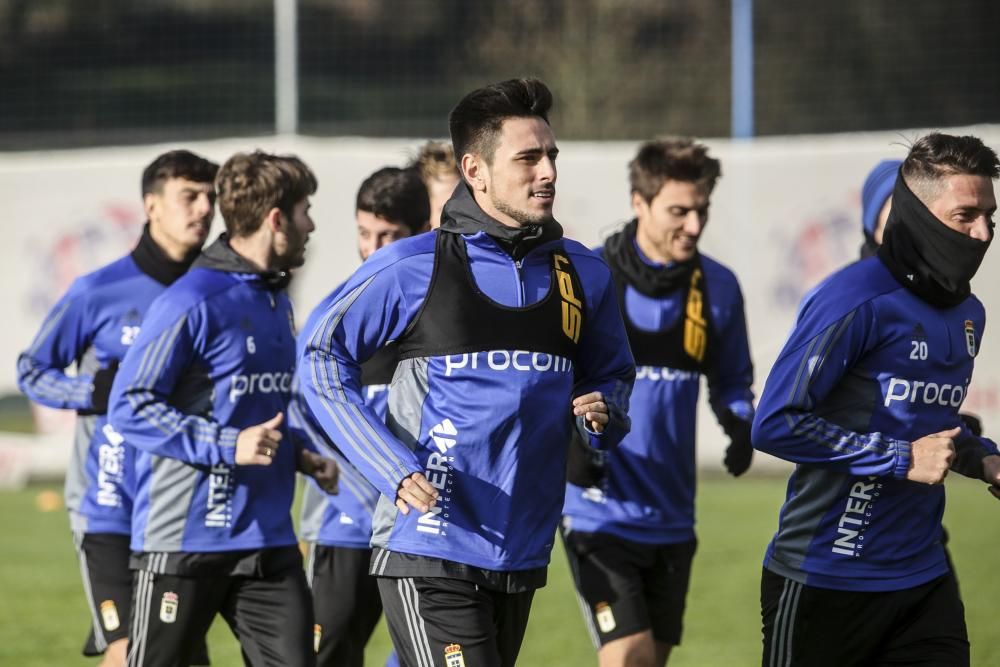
[[408, 140, 460, 229]]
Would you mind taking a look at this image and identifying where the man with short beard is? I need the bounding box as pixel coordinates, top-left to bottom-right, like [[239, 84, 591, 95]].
[[300, 78, 635, 667], [561, 138, 755, 667], [17, 150, 217, 667], [753, 132, 1000, 666], [109, 151, 336, 667]]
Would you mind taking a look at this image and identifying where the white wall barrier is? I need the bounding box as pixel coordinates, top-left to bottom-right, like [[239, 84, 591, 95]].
[[3, 126, 999, 481]]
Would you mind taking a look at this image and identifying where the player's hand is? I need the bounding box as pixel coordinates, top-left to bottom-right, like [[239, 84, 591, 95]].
[[299, 449, 339, 494], [395, 472, 438, 515], [906, 427, 959, 484], [724, 437, 754, 477], [235, 412, 284, 466], [573, 391, 608, 434], [982, 454, 1000, 500], [721, 411, 753, 477], [959, 412, 983, 437]]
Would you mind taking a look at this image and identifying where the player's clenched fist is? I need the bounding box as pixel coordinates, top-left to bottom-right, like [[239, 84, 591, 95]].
[[906, 427, 959, 484], [299, 449, 339, 494], [573, 391, 609, 434], [236, 412, 284, 466], [982, 455, 1000, 501]]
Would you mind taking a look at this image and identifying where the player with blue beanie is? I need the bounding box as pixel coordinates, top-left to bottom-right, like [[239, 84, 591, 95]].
[[860, 159, 903, 256]]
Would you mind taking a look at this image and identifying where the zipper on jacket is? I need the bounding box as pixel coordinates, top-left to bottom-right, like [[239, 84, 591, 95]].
[[512, 259, 525, 307]]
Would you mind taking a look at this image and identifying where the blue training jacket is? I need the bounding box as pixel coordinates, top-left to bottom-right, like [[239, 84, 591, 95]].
[[300, 222, 634, 573], [563, 249, 754, 544], [753, 256, 999, 592], [108, 238, 303, 553], [296, 286, 382, 549], [17, 255, 162, 535]]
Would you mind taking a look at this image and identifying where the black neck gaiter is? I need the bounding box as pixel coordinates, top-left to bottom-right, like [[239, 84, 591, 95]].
[[877, 171, 992, 308], [603, 219, 698, 297], [131, 223, 199, 286]]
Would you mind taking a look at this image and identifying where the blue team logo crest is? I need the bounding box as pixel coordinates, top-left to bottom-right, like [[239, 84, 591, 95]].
[[964, 320, 976, 357]]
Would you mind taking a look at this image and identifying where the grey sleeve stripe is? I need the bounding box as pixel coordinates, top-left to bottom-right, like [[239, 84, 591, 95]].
[[781, 310, 888, 456], [125, 315, 223, 444], [308, 278, 376, 400], [19, 356, 90, 404], [786, 310, 856, 408], [799, 312, 856, 405], [134, 315, 188, 391], [324, 397, 411, 490], [787, 414, 892, 456], [26, 299, 74, 357], [308, 277, 416, 487], [130, 394, 221, 444]]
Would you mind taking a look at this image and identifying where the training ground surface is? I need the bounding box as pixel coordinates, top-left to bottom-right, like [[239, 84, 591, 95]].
[[2, 475, 997, 666]]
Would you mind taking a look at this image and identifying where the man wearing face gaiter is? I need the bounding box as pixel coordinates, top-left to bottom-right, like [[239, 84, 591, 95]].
[[752, 132, 1000, 667]]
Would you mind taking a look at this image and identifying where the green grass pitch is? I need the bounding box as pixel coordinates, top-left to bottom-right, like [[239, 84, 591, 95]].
[[1, 474, 997, 666]]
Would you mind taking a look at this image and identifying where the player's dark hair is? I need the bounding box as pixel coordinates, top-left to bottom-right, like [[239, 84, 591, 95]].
[[356, 167, 430, 235], [449, 78, 553, 166], [903, 133, 1000, 204], [215, 151, 317, 238], [141, 150, 219, 196], [629, 138, 722, 203]]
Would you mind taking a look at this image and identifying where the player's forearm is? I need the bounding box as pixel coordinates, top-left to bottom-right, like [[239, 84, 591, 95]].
[[301, 357, 420, 498], [110, 388, 238, 467], [752, 407, 911, 478], [16, 355, 93, 410]]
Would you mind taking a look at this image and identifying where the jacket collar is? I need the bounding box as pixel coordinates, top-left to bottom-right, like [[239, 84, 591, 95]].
[[192, 234, 291, 290], [438, 184, 563, 261]]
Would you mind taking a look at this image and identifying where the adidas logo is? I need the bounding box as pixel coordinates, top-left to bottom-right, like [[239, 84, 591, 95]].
[[429, 419, 458, 453], [911, 323, 927, 340]]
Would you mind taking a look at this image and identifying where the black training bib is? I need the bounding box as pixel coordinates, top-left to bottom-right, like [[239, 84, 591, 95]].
[[614, 261, 715, 372], [396, 231, 584, 361]]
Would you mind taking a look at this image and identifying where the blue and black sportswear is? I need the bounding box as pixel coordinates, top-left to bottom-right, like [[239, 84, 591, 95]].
[[17, 224, 197, 535], [109, 236, 305, 564], [563, 222, 754, 546], [301, 186, 634, 587]]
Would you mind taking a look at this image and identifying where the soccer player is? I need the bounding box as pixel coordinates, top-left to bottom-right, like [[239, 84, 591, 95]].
[[859, 159, 902, 257], [300, 78, 635, 667], [561, 138, 754, 667], [753, 132, 1000, 666], [298, 166, 429, 667], [108, 150, 336, 667], [16, 149, 218, 667], [408, 140, 460, 229]]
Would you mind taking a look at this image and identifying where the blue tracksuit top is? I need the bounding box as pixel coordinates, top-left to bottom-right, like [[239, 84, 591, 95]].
[[17, 254, 164, 535], [563, 248, 754, 544], [108, 242, 302, 553], [296, 287, 382, 549], [752, 256, 998, 592], [300, 228, 635, 573]]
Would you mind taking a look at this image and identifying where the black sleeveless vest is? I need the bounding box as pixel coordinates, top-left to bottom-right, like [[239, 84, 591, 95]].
[[613, 261, 716, 373], [396, 231, 584, 361], [360, 343, 398, 386]]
